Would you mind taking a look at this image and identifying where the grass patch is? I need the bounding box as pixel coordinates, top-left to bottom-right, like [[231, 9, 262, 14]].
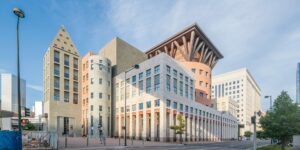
[[258, 145, 293, 150]]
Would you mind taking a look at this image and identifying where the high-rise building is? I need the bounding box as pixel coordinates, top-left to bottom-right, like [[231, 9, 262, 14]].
[[81, 52, 112, 137], [0, 73, 26, 130], [146, 23, 223, 107], [32, 101, 44, 119], [215, 96, 238, 117], [211, 68, 261, 135], [296, 63, 300, 104], [43, 26, 81, 136]]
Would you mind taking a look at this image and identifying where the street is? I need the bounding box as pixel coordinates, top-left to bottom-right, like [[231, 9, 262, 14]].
[[62, 140, 270, 150]]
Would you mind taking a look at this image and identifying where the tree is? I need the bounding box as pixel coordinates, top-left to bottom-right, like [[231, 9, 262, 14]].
[[170, 114, 185, 144], [22, 122, 35, 130], [256, 131, 267, 139], [259, 91, 300, 150], [244, 131, 252, 139]]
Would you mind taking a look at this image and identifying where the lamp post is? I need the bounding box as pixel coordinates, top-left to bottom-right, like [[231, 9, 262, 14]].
[[124, 64, 139, 146], [264, 95, 272, 110], [13, 7, 25, 132]]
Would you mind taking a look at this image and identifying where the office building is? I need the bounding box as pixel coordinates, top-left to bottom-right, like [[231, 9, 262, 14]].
[[32, 101, 44, 119], [114, 53, 237, 142], [212, 68, 261, 135], [215, 96, 238, 117], [0, 73, 26, 130], [43, 26, 81, 136], [81, 52, 112, 137]]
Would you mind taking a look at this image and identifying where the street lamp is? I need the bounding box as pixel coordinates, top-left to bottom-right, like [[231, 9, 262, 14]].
[[124, 64, 139, 146], [13, 7, 25, 132], [264, 95, 272, 110]]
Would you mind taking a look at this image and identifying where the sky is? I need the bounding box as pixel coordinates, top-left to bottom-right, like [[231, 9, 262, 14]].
[[1, 0, 300, 111]]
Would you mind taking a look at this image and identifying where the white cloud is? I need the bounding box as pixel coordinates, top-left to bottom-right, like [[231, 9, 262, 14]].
[[105, 0, 300, 111], [27, 84, 43, 92]]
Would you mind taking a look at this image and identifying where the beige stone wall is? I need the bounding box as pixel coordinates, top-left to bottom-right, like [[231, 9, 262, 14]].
[[99, 37, 147, 77], [43, 26, 82, 136]]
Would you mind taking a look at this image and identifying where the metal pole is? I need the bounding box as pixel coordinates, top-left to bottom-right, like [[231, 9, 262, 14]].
[[16, 16, 22, 132], [253, 112, 257, 150], [270, 96, 272, 110], [124, 71, 127, 146]]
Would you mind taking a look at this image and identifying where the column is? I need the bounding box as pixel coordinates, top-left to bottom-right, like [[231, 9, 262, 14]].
[[151, 109, 155, 141], [160, 107, 166, 142]]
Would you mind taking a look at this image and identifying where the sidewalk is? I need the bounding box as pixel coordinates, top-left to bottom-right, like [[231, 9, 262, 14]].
[[59, 137, 181, 149]]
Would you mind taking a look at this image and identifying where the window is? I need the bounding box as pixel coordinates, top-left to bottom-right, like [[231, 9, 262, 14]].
[[99, 105, 102, 111], [199, 92, 204, 97], [146, 77, 151, 93], [132, 104, 136, 111], [190, 87, 193, 100], [154, 74, 160, 91], [121, 107, 124, 112], [54, 51, 60, 62], [139, 72, 143, 80], [73, 82, 78, 92], [99, 93, 102, 99], [146, 101, 151, 108], [185, 105, 189, 113], [91, 92, 94, 99], [54, 64, 60, 76], [190, 107, 193, 113], [126, 106, 130, 112], [180, 81, 183, 96], [146, 69, 151, 77], [166, 99, 171, 107], [139, 80, 143, 95], [173, 78, 177, 94], [185, 84, 188, 98], [91, 105, 93, 111], [108, 94, 110, 100], [99, 78, 102, 84], [155, 99, 160, 107], [54, 77, 60, 89], [166, 75, 171, 92], [116, 83, 119, 101], [191, 68, 196, 73], [139, 103, 143, 110], [64, 67, 69, 78], [91, 78, 94, 84], [199, 81, 203, 86], [132, 83, 136, 97], [173, 102, 177, 109], [132, 75, 136, 83], [205, 72, 208, 76], [154, 65, 160, 74], [166, 65, 171, 74], [185, 76, 188, 83], [173, 69, 177, 77], [64, 54, 69, 66], [64, 79, 69, 90], [199, 69, 203, 75], [74, 70, 78, 80], [54, 89, 60, 101], [125, 79, 130, 99], [180, 73, 183, 80], [180, 104, 183, 111], [64, 91, 70, 102], [74, 93, 78, 104], [73, 58, 78, 69]]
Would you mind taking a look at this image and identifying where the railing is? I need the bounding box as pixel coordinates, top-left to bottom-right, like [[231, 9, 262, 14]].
[[22, 131, 58, 149]]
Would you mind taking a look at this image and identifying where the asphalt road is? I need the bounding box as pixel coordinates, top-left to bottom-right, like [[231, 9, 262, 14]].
[[67, 140, 270, 150]]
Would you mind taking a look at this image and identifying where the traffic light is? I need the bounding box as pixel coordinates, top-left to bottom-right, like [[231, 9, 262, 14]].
[[251, 116, 256, 124], [25, 107, 30, 117]]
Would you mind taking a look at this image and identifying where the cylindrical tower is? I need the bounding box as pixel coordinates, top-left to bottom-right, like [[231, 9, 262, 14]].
[[87, 55, 111, 137]]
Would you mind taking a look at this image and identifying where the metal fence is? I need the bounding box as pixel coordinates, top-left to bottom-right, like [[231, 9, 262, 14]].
[[22, 131, 58, 149]]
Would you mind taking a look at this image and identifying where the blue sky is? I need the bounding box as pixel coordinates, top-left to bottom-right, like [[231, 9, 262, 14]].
[[1, 0, 300, 111]]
